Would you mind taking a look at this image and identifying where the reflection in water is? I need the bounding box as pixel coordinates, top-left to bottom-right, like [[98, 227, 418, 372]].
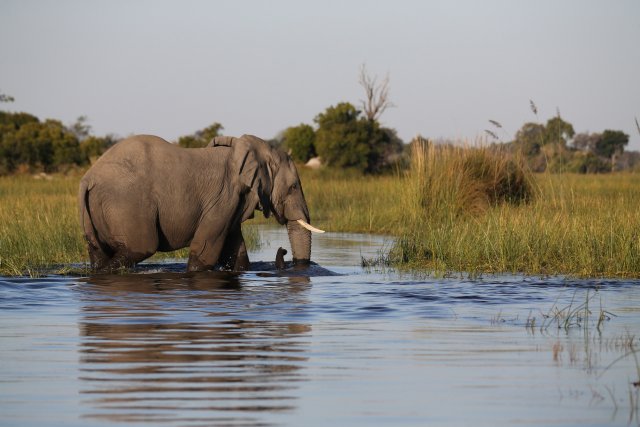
[[77, 272, 311, 426], [3, 229, 640, 426]]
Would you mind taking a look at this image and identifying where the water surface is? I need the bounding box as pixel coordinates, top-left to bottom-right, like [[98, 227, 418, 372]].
[[1, 227, 639, 426]]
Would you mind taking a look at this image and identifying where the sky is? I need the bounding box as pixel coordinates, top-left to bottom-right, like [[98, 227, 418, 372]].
[[1, 0, 639, 149]]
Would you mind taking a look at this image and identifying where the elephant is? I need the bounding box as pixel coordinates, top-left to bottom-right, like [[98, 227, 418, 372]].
[[78, 133, 324, 272]]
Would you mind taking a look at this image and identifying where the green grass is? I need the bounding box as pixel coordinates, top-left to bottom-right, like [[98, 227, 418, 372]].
[[299, 143, 640, 278], [2, 151, 640, 277], [0, 175, 85, 275]]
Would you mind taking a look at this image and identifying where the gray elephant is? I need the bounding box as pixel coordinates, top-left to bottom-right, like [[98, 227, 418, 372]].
[[78, 134, 324, 272]]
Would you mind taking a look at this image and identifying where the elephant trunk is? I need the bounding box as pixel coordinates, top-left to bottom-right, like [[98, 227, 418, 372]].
[[287, 220, 311, 265]]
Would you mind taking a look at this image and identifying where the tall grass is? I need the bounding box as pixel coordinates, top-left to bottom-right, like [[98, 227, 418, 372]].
[[391, 141, 640, 277], [0, 175, 85, 275], [2, 152, 640, 277], [401, 139, 534, 223]]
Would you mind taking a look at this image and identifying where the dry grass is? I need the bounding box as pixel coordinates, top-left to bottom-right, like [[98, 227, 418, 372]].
[[390, 142, 640, 277]]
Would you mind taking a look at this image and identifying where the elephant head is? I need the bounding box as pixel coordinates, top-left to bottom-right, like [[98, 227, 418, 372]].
[[210, 135, 324, 265]]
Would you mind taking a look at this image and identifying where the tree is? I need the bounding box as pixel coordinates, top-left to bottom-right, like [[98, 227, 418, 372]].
[[314, 102, 403, 173], [543, 116, 575, 147], [358, 64, 393, 122], [282, 124, 316, 162], [595, 129, 628, 159], [80, 135, 117, 162], [0, 112, 87, 174], [571, 132, 601, 152], [178, 122, 224, 148], [0, 111, 38, 130], [1, 119, 83, 172], [67, 115, 92, 141], [513, 122, 545, 156], [314, 102, 370, 171]]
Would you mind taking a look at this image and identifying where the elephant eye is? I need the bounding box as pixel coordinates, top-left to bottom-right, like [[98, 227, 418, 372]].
[[288, 183, 297, 194]]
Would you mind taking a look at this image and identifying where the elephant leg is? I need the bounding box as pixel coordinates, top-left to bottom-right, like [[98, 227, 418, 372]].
[[100, 210, 159, 271], [87, 242, 111, 271], [92, 241, 155, 273], [187, 222, 230, 272], [219, 224, 250, 271]]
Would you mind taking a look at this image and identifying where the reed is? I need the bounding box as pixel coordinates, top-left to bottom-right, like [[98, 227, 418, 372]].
[[390, 141, 640, 277]]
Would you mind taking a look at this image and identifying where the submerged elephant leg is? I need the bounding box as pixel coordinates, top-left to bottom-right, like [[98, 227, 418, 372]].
[[94, 243, 155, 272], [219, 224, 250, 271], [188, 205, 239, 272], [187, 238, 227, 272], [187, 224, 229, 272], [87, 242, 111, 271]]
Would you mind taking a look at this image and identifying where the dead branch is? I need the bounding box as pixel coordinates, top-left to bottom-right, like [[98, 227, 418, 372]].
[[359, 64, 394, 121]]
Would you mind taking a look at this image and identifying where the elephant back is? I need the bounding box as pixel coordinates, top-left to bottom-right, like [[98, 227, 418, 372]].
[[208, 136, 237, 147]]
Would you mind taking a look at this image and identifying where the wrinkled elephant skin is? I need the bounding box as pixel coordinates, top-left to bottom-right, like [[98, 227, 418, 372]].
[[78, 134, 318, 272]]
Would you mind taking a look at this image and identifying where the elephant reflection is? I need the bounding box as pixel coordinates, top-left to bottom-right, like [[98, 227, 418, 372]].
[[76, 272, 311, 425]]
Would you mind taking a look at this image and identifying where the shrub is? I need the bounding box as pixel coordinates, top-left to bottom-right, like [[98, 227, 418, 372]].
[[313, 102, 403, 174], [178, 122, 223, 148], [404, 139, 535, 221], [282, 123, 316, 162]]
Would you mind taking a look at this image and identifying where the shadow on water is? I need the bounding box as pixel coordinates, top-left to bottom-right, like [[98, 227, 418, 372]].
[[77, 271, 312, 426]]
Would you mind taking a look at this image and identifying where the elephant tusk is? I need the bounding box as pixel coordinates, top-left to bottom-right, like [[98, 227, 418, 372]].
[[297, 219, 325, 234]]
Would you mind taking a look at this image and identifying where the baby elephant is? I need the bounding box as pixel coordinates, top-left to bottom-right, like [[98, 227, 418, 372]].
[[78, 134, 324, 272]]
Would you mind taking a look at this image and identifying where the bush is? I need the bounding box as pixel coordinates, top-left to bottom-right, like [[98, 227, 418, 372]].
[[282, 124, 316, 162], [0, 114, 84, 174], [313, 102, 403, 173], [404, 139, 535, 221], [178, 122, 223, 148], [80, 135, 118, 163]]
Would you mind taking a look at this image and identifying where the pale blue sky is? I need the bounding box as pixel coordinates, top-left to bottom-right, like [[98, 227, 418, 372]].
[[1, 0, 639, 148]]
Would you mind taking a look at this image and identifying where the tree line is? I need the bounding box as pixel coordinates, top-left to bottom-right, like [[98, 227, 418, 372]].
[[0, 111, 117, 175], [1, 87, 637, 175], [487, 101, 636, 173]]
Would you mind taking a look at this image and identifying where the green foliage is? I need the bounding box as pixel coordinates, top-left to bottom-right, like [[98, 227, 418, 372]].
[[565, 152, 610, 173], [80, 135, 117, 162], [282, 123, 316, 162], [178, 122, 223, 148], [0, 111, 119, 174], [313, 102, 403, 173], [0, 114, 86, 174], [595, 129, 628, 158], [513, 116, 575, 156], [67, 115, 92, 141], [314, 102, 366, 170], [543, 116, 575, 146], [0, 111, 38, 129], [513, 122, 545, 156]]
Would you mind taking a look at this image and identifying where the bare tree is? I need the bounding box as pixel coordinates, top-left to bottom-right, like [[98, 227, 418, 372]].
[[358, 64, 394, 122]]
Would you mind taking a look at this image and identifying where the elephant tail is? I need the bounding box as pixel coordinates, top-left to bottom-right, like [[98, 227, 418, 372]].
[[78, 178, 101, 252]]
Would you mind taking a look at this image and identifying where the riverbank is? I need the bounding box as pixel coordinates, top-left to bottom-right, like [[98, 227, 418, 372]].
[[1, 165, 640, 277]]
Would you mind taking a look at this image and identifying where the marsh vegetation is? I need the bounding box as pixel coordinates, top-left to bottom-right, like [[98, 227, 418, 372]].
[[2, 141, 640, 277]]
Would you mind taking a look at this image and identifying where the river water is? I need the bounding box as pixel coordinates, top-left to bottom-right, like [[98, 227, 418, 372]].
[[1, 226, 639, 427]]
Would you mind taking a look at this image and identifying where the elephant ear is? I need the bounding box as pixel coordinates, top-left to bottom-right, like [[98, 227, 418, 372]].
[[232, 135, 274, 220]]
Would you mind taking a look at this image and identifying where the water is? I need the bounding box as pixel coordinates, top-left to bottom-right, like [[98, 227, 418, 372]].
[[1, 226, 639, 427]]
